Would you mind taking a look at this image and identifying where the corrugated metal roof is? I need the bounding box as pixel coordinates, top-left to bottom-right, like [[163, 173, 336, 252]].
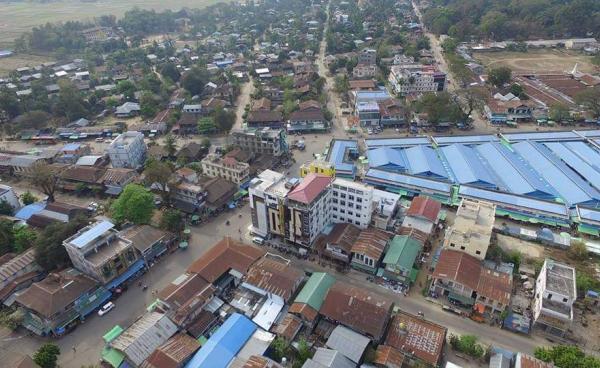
[[440, 144, 496, 187], [185, 313, 256, 368], [365, 169, 452, 194], [367, 147, 407, 170], [365, 137, 430, 149], [70, 220, 114, 248], [326, 325, 370, 363], [327, 139, 358, 174], [383, 235, 422, 270], [403, 145, 447, 178], [544, 142, 600, 192], [293, 272, 335, 312]]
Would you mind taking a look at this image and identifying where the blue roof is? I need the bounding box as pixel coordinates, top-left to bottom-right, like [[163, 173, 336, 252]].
[[563, 142, 600, 172], [475, 142, 556, 199], [185, 313, 256, 368], [61, 143, 81, 151], [513, 141, 600, 206], [440, 144, 496, 187], [503, 130, 600, 142], [458, 185, 569, 217], [365, 137, 430, 149], [403, 145, 447, 178], [433, 134, 498, 145], [365, 169, 452, 194], [578, 206, 600, 224], [544, 142, 600, 192], [327, 139, 358, 175], [14, 202, 45, 220], [368, 147, 406, 171], [70, 220, 115, 248], [353, 90, 390, 102]]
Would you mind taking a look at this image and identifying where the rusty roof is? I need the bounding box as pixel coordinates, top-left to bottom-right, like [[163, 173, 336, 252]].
[[119, 225, 171, 253], [374, 345, 405, 368], [247, 111, 283, 123], [242, 356, 283, 368], [349, 79, 377, 90], [516, 353, 555, 368], [272, 313, 302, 341], [397, 227, 428, 245], [320, 281, 393, 340], [187, 310, 218, 339], [101, 168, 137, 185], [316, 223, 361, 255], [187, 237, 265, 282], [288, 302, 318, 322], [298, 100, 321, 111], [244, 257, 304, 302], [15, 269, 97, 318], [385, 312, 447, 367], [60, 165, 106, 183], [432, 249, 482, 291], [476, 268, 513, 306], [406, 196, 441, 223], [0, 249, 37, 282], [158, 273, 215, 326], [251, 97, 272, 111], [350, 228, 393, 261], [44, 201, 86, 215], [140, 333, 200, 368]]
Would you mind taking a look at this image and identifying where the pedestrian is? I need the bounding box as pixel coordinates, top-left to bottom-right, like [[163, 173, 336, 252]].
[[72, 345, 76, 353]]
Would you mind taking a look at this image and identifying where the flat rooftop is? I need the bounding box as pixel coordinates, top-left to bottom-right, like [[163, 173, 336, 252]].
[[544, 260, 576, 298]]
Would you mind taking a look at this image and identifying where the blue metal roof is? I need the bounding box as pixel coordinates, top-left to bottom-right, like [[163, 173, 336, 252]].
[[458, 185, 569, 217], [544, 142, 600, 191], [365, 169, 452, 194], [365, 137, 430, 149], [577, 206, 600, 224], [70, 220, 115, 248], [327, 139, 358, 174], [367, 147, 406, 171], [61, 143, 82, 151], [185, 313, 256, 368], [433, 134, 498, 145], [503, 130, 600, 142], [403, 145, 448, 179], [513, 141, 600, 206], [353, 90, 390, 102], [562, 142, 600, 172], [14, 202, 45, 220], [440, 144, 496, 187]]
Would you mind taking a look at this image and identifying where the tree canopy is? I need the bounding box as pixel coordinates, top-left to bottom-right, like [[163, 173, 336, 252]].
[[535, 345, 600, 368], [488, 67, 512, 88], [111, 184, 155, 225], [33, 343, 61, 368], [34, 217, 87, 271]]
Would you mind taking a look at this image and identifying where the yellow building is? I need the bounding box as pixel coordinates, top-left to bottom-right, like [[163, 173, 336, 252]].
[[300, 160, 335, 178]]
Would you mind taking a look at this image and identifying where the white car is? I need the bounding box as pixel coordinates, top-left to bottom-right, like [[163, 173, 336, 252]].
[[98, 302, 115, 316], [252, 236, 265, 245]]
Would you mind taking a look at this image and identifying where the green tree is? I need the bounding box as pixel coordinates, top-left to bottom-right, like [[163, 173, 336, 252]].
[[200, 137, 211, 151], [488, 67, 512, 88], [198, 116, 217, 134], [20, 191, 38, 205], [296, 338, 312, 366], [140, 92, 160, 119], [160, 209, 184, 233], [143, 161, 173, 203], [535, 345, 600, 368], [0, 87, 21, 119], [575, 87, 600, 117], [111, 184, 154, 225], [181, 66, 209, 96], [29, 162, 61, 202], [33, 343, 60, 368], [117, 80, 137, 101], [0, 220, 15, 255], [34, 217, 87, 271], [0, 199, 14, 215], [160, 62, 181, 82], [449, 334, 485, 358], [549, 103, 571, 123], [164, 134, 177, 157], [13, 110, 50, 130], [54, 80, 89, 121], [213, 106, 235, 132], [271, 337, 289, 362], [14, 226, 37, 252]]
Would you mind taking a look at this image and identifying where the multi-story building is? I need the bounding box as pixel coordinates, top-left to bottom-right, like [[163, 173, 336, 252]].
[[330, 178, 373, 229], [105, 131, 147, 169], [358, 49, 377, 65], [388, 65, 446, 95], [0, 184, 20, 212], [230, 128, 288, 157], [300, 160, 335, 178], [353, 64, 378, 79], [201, 153, 250, 185], [249, 170, 291, 238], [172, 182, 207, 214], [533, 259, 576, 337], [63, 220, 142, 287], [356, 101, 381, 127], [285, 174, 333, 249], [442, 199, 496, 260]]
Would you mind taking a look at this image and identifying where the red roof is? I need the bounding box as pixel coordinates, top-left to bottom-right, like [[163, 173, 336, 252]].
[[406, 196, 441, 223], [287, 174, 332, 204], [431, 249, 481, 291]]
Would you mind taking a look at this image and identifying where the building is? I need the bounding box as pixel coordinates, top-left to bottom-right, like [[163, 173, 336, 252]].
[[0, 249, 42, 304], [201, 154, 250, 185], [484, 100, 533, 124], [326, 325, 370, 364], [243, 256, 304, 303], [288, 110, 328, 133], [247, 111, 284, 129], [288, 272, 335, 326], [514, 352, 555, 368], [353, 64, 378, 79], [533, 259, 576, 337], [249, 170, 291, 238], [381, 235, 422, 284], [110, 312, 178, 367], [378, 98, 406, 128], [326, 139, 358, 179], [356, 101, 381, 127], [106, 131, 147, 169], [172, 182, 207, 214], [100, 168, 138, 196], [371, 189, 401, 230], [55, 143, 91, 164], [320, 281, 393, 342], [443, 199, 496, 260], [330, 178, 373, 229], [358, 49, 377, 65], [350, 228, 393, 274], [15, 269, 110, 336], [315, 223, 361, 266], [158, 272, 215, 328], [119, 225, 173, 267], [0, 184, 20, 212], [383, 311, 447, 367], [230, 128, 288, 157], [63, 220, 143, 287], [388, 65, 446, 95], [303, 348, 354, 368], [402, 196, 442, 235], [141, 333, 200, 368], [285, 173, 333, 248], [115, 102, 141, 117], [300, 160, 335, 178]]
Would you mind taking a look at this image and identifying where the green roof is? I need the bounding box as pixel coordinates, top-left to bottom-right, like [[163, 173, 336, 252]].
[[383, 235, 421, 271], [101, 347, 124, 368], [103, 325, 123, 344], [293, 272, 335, 311]]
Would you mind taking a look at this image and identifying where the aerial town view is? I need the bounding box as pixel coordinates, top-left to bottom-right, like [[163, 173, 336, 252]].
[[1, 0, 600, 367]]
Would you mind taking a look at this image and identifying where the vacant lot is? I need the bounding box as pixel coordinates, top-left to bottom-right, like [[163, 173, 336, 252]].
[[473, 49, 596, 74], [0, 53, 54, 76], [0, 0, 218, 46]]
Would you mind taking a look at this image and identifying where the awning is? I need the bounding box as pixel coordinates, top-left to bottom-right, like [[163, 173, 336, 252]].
[[103, 325, 123, 344], [101, 347, 124, 368], [448, 292, 474, 306], [105, 259, 145, 290], [409, 268, 419, 284]]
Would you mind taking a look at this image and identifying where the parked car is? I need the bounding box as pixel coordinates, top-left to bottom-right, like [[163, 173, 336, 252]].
[[98, 302, 115, 316], [252, 236, 265, 245]]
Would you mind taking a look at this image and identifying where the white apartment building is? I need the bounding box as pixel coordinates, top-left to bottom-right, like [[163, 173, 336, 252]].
[[330, 178, 373, 229], [533, 259, 576, 337], [201, 153, 250, 185], [353, 64, 378, 79], [0, 184, 20, 212], [388, 65, 446, 95], [230, 128, 288, 157], [106, 131, 147, 169], [249, 170, 291, 238]]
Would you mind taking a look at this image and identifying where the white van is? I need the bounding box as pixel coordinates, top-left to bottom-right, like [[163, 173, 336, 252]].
[[252, 236, 265, 245]]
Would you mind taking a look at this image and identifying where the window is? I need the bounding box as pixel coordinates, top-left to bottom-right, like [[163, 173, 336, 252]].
[[333, 192, 338, 197], [340, 209, 345, 214], [355, 221, 361, 225], [332, 214, 338, 219], [348, 211, 353, 216], [348, 195, 354, 200], [332, 199, 338, 204], [450, 243, 455, 247], [476, 250, 481, 255], [356, 205, 362, 210], [340, 193, 346, 199], [547, 294, 553, 300], [340, 201, 346, 206], [562, 298, 568, 303], [357, 197, 362, 203], [460, 246, 465, 250]]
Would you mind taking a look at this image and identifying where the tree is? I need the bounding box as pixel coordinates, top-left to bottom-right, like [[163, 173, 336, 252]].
[[0, 87, 21, 119], [510, 83, 524, 97], [296, 338, 312, 366], [14, 225, 37, 252], [575, 87, 600, 118], [117, 80, 137, 101], [181, 66, 209, 96], [535, 345, 600, 368], [140, 92, 161, 119], [488, 67, 512, 88], [334, 74, 350, 95], [200, 137, 211, 151], [271, 337, 289, 362], [198, 116, 217, 134], [0, 220, 15, 256], [213, 106, 235, 132], [20, 191, 38, 205], [549, 103, 571, 123], [164, 134, 177, 157], [143, 161, 173, 203], [568, 240, 588, 261], [111, 184, 154, 225], [0, 199, 14, 215], [449, 334, 485, 358], [160, 209, 184, 233], [13, 110, 50, 130], [29, 162, 61, 202], [33, 343, 60, 368], [160, 62, 181, 82], [35, 217, 87, 271], [54, 80, 89, 121], [458, 88, 486, 119]]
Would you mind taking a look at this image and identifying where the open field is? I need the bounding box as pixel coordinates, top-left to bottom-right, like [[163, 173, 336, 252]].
[[0, 0, 219, 46], [473, 49, 596, 74], [0, 53, 54, 76]]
